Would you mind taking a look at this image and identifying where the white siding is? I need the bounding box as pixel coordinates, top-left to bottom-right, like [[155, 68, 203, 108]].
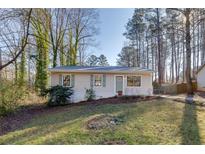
[[50, 73, 60, 86], [50, 72, 153, 103], [124, 74, 153, 96], [73, 74, 115, 102], [72, 74, 90, 102], [197, 66, 205, 91], [93, 74, 115, 99]]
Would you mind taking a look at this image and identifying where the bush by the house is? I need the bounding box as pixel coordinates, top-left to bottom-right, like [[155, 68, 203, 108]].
[[85, 88, 96, 101], [44, 85, 73, 106], [0, 80, 27, 116]]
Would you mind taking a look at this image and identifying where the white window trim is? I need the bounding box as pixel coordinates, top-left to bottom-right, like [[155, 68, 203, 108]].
[[93, 74, 103, 87], [62, 74, 71, 87], [126, 75, 142, 87]]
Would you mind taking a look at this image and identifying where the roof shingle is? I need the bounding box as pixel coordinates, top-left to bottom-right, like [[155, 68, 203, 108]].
[[49, 66, 153, 73]]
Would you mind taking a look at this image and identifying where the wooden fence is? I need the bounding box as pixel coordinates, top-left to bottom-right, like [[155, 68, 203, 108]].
[[154, 82, 197, 94]]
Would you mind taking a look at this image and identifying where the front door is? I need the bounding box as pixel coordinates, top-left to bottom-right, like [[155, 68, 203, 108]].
[[115, 76, 123, 95]]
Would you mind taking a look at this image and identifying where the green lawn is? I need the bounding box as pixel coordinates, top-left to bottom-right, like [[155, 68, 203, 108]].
[[0, 99, 205, 144]]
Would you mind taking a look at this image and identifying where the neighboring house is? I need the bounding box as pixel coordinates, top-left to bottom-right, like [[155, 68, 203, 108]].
[[49, 66, 153, 102], [196, 64, 205, 91]]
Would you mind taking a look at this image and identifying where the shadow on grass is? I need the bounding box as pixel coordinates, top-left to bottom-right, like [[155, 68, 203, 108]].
[[0, 104, 133, 144], [180, 100, 201, 144], [1, 99, 192, 144], [0, 102, 155, 144]]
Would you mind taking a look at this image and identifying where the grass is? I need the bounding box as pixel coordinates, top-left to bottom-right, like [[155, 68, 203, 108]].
[[0, 98, 205, 144]]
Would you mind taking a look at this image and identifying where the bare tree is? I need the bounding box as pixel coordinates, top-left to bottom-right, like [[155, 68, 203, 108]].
[[67, 9, 99, 65], [47, 9, 71, 67], [0, 48, 2, 80], [0, 9, 32, 70]]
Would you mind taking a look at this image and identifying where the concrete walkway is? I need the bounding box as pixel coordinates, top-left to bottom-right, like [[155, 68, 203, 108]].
[[157, 92, 205, 105]]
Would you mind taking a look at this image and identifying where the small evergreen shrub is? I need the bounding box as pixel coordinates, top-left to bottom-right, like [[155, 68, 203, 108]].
[[44, 85, 73, 106], [0, 80, 26, 116], [85, 88, 96, 101]]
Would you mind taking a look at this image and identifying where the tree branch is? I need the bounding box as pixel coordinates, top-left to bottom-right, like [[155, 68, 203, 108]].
[[0, 9, 32, 70]]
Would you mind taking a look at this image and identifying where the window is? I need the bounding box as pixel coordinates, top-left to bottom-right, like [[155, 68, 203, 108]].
[[62, 75, 71, 87], [127, 76, 141, 87], [94, 74, 103, 87]]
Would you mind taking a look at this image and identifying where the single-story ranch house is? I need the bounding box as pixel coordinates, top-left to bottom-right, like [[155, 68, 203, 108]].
[[197, 63, 205, 91], [49, 66, 153, 102]]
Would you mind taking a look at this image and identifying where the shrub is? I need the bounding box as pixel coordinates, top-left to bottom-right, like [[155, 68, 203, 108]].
[[19, 88, 47, 106], [85, 88, 96, 101], [153, 81, 161, 89], [44, 85, 73, 106], [0, 80, 26, 116]]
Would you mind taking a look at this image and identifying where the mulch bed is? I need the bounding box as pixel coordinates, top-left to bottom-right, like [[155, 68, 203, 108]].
[[73, 95, 161, 106], [0, 95, 160, 136]]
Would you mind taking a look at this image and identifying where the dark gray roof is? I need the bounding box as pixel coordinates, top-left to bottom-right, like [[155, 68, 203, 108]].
[[49, 66, 153, 73]]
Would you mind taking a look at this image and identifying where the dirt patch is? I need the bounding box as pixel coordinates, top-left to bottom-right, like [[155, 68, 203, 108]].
[[102, 140, 126, 145], [87, 114, 125, 130], [0, 104, 71, 136]]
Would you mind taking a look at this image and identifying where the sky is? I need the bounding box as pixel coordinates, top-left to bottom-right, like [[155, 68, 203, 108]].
[[91, 8, 134, 66]]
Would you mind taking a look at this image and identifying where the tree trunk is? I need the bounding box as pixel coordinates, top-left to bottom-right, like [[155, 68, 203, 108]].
[[192, 14, 196, 79], [171, 30, 175, 83], [197, 16, 200, 70], [146, 34, 149, 69], [19, 48, 26, 86], [151, 37, 154, 82], [182, 26, 185, 82], [59, 42, 65, 66], [53, 48, 57, 67], [138, 35, 141, 67], [14, 60, 18, 83], [0, 48, 2, 80], [201, 20, 205, 65], [185, 9, 193, 95], [176, 28, 180, 83], [27, 47, 32, 87], [156, 8, 162, 85]]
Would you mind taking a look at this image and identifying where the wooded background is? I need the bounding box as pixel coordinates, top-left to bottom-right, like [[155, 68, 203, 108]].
[[117, 8, 205, 94], [0, 8, 205, 95], [0, 9, 107, 94]]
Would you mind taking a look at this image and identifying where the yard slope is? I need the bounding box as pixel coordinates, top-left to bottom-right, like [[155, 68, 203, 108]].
[[0, 98, 205, 144]]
